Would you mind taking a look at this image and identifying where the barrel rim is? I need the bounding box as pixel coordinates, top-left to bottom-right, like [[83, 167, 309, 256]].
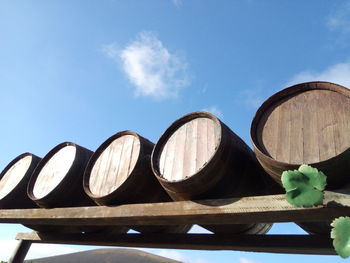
[[27, 142, 78, 202], [83, 130, 144, 200], [250, 81, 350, 167], [151, 111, 223, 184], [0, 152, 35, 200]]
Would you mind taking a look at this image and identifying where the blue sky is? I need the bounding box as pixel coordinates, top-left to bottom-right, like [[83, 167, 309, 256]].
[[1, 0, 350, 262]]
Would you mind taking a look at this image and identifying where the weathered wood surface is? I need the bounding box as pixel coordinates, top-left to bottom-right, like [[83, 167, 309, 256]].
[[84, 131, 191, 234], [16, 232, 335, 255], [159, 117, 220, 181], [256, 86, 350, 164], [0, 153, 41, 209], [0, 155, 32, 199], [251, 82, 350, 189], [33, 145, 76, 199], [153, 112, 273, 234], [89, 135, 140, 197], [0, 191, 349, 226]]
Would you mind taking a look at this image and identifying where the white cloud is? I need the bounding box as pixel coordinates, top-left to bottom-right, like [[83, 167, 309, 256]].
[[0, 240, 78, 261], [102, 42, 120, 59], [241, 62, 350, 111], [202, 106, 224, 119], [190, 258, 212, 263], [153, 249, 211, 263], [0, 239, 17, 261], [155, 249, 187, 262], [327, 1, 350, 34], [103, 31, 190, 100], [27, 243, 78, 260], [286, 62, 350, 88], [239, 257, 261, 263], [239, 258, 259, 263], [240, 88, 267, 110], [172, 0, 182, 8]]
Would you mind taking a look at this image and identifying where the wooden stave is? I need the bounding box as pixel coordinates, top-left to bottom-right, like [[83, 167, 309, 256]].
[[25, 142, 109, 234], [0, 153, 41, 209], [83, 130, 190, 234], [250, 81, 350, 189], [152, 111, 273, 234], [250, 81, 350, 235], [27, 142, 95, 208]]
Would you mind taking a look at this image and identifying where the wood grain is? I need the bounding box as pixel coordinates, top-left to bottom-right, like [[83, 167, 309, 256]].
[[33, 146, 76, 199], [159, 118, 220, 181], [0, 156, 32, 199], [16, 232, 335, 255], [0, 191, 349, 226], [302, 91, 319, 164], [258, 89, 350, 164], [289, 93, 303, 163], [89, 135, 140, 197]]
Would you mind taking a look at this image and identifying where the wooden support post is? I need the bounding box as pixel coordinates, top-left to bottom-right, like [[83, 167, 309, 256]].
[[8, 240, 31, 263], [16, 232, 336, 255]]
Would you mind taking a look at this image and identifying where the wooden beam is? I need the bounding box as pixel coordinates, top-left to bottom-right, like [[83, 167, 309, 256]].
[[8, 240, 31, 263], [0, 191, 349, 226], [16, 232, 335, 255]]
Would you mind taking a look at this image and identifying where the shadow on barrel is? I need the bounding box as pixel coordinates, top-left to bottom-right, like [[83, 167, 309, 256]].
[[0, 153, 41, 209], [151, 111, 273, 234], [83, 130, 190, 234], [251, 81, 350, 235], [27, 142, 127, 235]]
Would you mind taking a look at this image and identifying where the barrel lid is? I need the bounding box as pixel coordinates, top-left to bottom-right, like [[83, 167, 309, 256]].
[[85, 131, 141, 198], [0, 153, 33, 200], [152, 112, 221, 182], [251, 81, 350, 165], [32, 143, 77, 199]]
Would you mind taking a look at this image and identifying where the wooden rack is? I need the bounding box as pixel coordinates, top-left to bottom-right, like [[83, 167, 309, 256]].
[[2, 190, 350, 263]]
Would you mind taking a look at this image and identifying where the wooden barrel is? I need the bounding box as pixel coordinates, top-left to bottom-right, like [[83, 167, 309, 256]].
[[26, 142, 124, 234], [251, 81, 350, 234], [83, 130, 190, 233], [27, 142, 95, 208], [251, 81, 350, 189], [0, 153, 41, 209], [151, 112, 272, 234]]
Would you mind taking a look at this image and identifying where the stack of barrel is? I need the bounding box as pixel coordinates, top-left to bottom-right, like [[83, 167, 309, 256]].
[[0, 81, 348, 236], [0, 116, 273, 234]]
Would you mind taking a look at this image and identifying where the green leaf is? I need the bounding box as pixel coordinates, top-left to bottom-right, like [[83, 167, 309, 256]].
[[285, 188, 324, 207], [331, 217, 350, 258], [281, 170, 304, 191], [298, 164, 327, 191], [281, 164, 327, 207]]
